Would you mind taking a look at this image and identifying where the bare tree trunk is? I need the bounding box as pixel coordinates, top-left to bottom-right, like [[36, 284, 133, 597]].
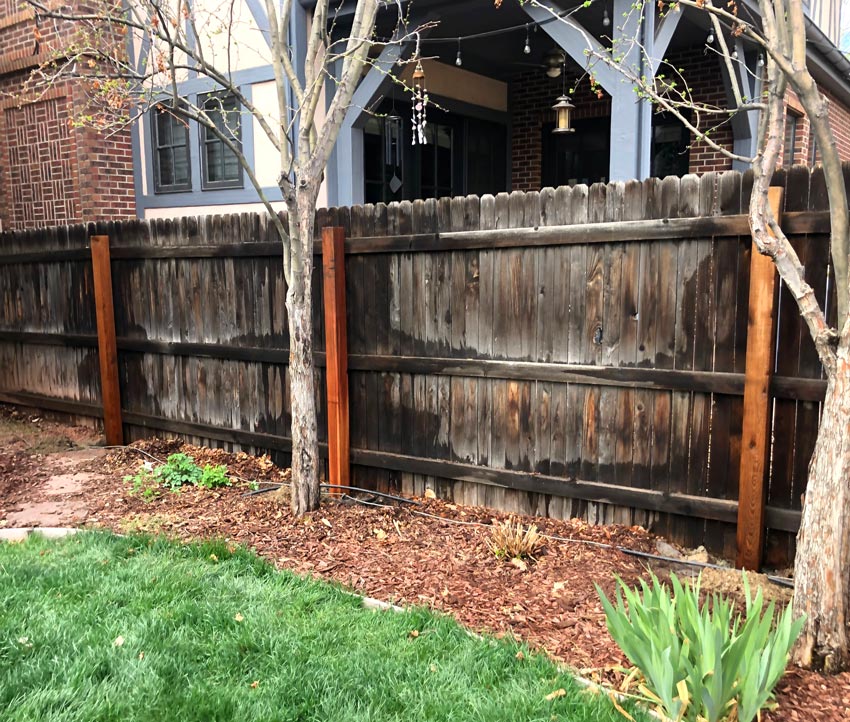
[[286, 185, 320, 515], [792, 347, 850, 673]]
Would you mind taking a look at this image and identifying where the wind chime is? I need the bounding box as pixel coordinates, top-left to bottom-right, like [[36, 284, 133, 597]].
[[411, 47, 428, 146]]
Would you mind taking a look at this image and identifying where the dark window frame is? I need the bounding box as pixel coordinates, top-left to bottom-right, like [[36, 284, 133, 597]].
[[151, 102, 192, 194], [199, 91, 244, 191]]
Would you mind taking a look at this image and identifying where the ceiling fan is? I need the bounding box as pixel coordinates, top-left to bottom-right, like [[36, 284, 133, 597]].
[[511, 48, 567, 78]]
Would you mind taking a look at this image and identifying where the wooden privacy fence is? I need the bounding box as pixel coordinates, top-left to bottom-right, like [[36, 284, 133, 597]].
[[0, 167, 838, 568]]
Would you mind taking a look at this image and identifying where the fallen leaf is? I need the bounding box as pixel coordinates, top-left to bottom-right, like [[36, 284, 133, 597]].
[[209, 553, 218, 562], [516, 651, 525, 660], [609, 692, 635, 721], [408, 629, 420, 638], [511, 557, 529, 572], [429, 664, 437, 672], [321, 518, 332, 528], [234, 613, 244, 623], [250, 680, 260, 689], [553, 581, 566, 592], [545, 688, 566, 701], [17, 637, 32, 648], [113, 636, 125, 647], [373, 528, 387, 540], [424, 488, 436, 499]]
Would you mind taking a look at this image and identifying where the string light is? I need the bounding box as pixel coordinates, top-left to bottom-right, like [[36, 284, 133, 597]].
[[523, 25, 531, 54], [757, 54, 765, 67], [456, 38, 462, 67], [602, 8, 611, 27], [706, 30, 715, 44], [731, 48, 738, 59]]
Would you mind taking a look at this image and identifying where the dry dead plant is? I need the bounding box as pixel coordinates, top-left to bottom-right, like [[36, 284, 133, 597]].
[[487, 518, 544, 562]]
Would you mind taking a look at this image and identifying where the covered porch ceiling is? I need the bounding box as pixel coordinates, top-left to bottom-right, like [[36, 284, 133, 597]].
[[384, 1, 719, 82]]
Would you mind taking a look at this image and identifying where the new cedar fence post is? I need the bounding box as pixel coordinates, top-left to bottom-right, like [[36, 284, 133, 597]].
[[322, 226, 350, 495], [736, 187, 783, 570], [90, 235, 124, 446]]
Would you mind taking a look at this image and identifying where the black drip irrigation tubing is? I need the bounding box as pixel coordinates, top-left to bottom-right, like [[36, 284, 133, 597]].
[[341, 496, 795, 589], [241, 482, 421, 506], [103, 445, 794, 589]]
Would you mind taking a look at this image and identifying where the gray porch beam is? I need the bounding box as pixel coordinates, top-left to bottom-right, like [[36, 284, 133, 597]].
[[651, 6, 683, 75], [521, 2, 621, 94], [721, 39, 761, 171]]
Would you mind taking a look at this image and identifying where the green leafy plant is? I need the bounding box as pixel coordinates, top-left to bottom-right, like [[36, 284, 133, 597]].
[[123, 468, 161, 502], [156, 453, 202, 491], [197, 464, 231, 489], [596, 572, 804, 722]]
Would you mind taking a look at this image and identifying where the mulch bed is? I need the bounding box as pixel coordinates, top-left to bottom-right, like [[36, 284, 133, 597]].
[[5, 433, 850, 720]]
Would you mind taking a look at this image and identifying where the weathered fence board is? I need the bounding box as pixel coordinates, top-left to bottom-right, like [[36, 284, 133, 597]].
[[0, 169, 841, 566]]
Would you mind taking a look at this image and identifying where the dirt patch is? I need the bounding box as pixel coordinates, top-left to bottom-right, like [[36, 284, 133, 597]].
[[697, 566, 793, 608], [0, 405, 102, 453], [1, 430, 848, 721]]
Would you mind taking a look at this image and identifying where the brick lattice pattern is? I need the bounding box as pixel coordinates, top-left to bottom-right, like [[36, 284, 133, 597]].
[[0, 4, 135, 231], [5, 96, 78, 226]]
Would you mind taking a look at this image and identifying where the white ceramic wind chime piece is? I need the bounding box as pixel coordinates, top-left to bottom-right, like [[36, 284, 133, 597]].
[[411, 59, 428, 146]]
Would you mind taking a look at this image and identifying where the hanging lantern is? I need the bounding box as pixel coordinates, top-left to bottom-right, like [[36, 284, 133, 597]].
[[552, 95, 575, 134]]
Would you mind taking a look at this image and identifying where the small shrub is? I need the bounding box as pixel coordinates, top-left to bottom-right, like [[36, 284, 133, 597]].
[[124, 468, 161, 502], [157, 453, 202, 490], [487, 518, 543, 561], [596, 572, 804, 722], [198, 464, 231, 489]]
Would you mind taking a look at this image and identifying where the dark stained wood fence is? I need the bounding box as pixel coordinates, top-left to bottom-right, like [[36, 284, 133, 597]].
[[0, 168, 838, 566]]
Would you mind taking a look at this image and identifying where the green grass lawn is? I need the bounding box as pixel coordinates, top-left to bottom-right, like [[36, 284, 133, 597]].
[[0, 532, 642, 722]]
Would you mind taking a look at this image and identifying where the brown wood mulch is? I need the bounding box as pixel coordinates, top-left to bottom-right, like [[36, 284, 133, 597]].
[[4, 435, 850, 721]]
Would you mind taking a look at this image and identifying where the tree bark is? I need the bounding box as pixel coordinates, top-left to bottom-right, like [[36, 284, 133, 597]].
[[286, 186, 320, 515], [792, 347, 850, 673]]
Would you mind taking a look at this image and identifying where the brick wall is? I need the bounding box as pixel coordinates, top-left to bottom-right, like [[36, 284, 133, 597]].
[[0, 5, 135, 231], [509, 70, 610, 191], [664, 48, 735, 175]]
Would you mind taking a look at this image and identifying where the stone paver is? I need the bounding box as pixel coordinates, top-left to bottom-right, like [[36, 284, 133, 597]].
[[2, 448, 105, 528]]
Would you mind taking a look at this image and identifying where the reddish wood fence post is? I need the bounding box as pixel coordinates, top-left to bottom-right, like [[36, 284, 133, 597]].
[[322, 226, 350, 495], [90, 235, 124, 446], [736, 187, 783, 570]]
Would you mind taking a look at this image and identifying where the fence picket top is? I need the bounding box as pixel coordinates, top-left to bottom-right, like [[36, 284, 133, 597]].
[[809, 167, 829, 211], [397, 201, 413, 235], [784, 166, 810, 212], [588, 182, 606, 223], [539, 187, 556, 227]]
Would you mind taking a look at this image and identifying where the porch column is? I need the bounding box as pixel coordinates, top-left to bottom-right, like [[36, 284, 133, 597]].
[[609, 0, 652, 180], [328, 35, 418, 207]]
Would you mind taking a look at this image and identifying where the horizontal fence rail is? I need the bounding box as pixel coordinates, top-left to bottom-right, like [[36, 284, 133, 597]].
[[0, 165, 841, 567]]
